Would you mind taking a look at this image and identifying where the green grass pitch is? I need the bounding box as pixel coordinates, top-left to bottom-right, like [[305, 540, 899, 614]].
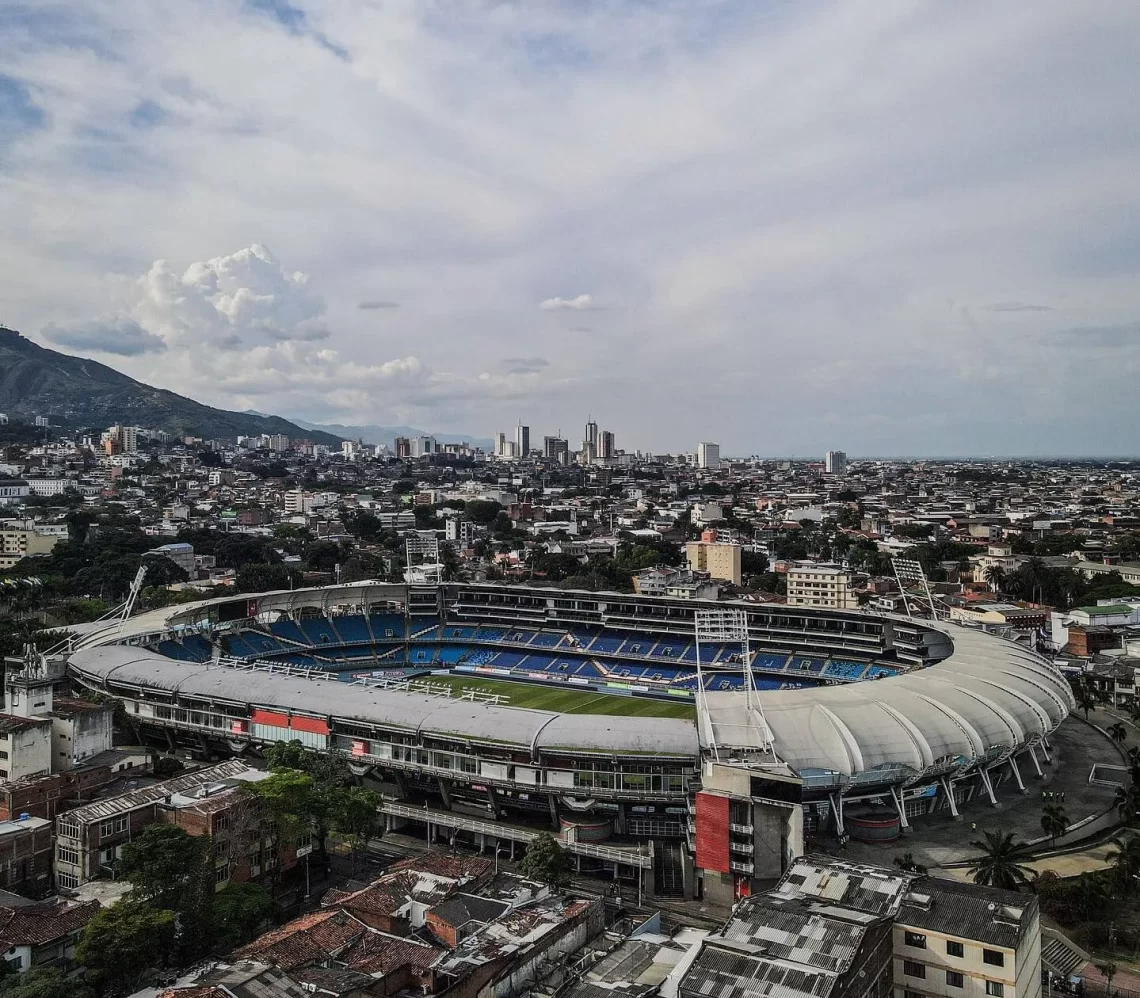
[[416, 674, 695, 719]]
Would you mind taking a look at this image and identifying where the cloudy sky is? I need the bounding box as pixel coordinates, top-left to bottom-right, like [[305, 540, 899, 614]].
[[2, 1, 1139, 456]]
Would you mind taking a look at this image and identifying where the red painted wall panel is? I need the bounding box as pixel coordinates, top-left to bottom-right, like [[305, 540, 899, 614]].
[[251, 709, 288, 727], [289, 715, 329, 735], [695, 791, 730, 874]]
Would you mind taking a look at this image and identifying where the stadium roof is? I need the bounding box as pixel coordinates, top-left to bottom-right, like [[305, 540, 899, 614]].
[[67, 584, 1073, 780]]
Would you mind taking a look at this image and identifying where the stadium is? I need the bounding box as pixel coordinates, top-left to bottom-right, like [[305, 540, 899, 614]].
[[65, 582, 1074, 903]]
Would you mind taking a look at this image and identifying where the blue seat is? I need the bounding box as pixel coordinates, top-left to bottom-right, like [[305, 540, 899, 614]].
[[270, 620, 308, 645], [334, 615, 372, 645], [824, 660, 868, 680], [299, 618, 337, 645], [181, 634, 213, 661], [370, 614, 406, 639], [528, 632, 561, 648], [790, 656, 826, 673]]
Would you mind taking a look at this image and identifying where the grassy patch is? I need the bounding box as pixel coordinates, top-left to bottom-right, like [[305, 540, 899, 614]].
[[416, 674, 695, 719]]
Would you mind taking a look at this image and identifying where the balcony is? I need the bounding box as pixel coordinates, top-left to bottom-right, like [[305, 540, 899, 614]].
[[730, 840, 754, 855], [729, 822, 753, 835], [730, 859, 754, 874]]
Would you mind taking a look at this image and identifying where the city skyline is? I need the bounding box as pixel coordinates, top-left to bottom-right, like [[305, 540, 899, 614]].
[[2, 3, 1140, 456]]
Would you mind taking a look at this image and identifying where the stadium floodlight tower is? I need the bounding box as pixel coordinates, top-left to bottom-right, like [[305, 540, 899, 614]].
[[694, 608, 775, 762], [891, 555, 940, 619], [404, 531, 443, 586]]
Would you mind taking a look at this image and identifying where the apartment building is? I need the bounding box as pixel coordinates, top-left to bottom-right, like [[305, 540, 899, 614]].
[[786, 563, 859, 609], [53, 760, 277, 889], [0, 815, 52, 893], [894, 878, 1040, 998], [685, 540, 742, 585], [0, 528, 61, 570]]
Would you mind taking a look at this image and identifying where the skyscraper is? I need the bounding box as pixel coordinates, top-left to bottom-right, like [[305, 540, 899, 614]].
[[516, 422, 530, 458], [543, 435, 569, 464], [697, 442, 721, 470], [825, 450, 848, 476], [598, 430, 615, 462], [583, 418, 599, 465]]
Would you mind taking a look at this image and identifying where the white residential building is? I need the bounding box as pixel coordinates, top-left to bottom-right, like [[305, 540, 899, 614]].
[[785, 563, 859, 609], [825, 450, 848, 475]]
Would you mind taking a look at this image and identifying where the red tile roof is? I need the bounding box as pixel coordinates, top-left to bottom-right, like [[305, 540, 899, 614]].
[[0, 899, 100, 948], [233, 909, 367, 970]]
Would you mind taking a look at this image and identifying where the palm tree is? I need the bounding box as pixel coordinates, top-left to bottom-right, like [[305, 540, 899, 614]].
[[1109, 722, 1128, 745], [1115, 784, 1138, 825], [984, 565, 1007, 593], [1076, 687, 1096, 721], [968, 831, 1033, 890], [1041, 804, 1069, 845], [894, 852, 927, 874], [1107, 834, 1140, 886]]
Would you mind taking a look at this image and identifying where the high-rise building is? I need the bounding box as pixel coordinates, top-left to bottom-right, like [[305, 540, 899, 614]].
[[268, 433, 290, 453], [515, 423, 530, 458], [107, 424, 138, 453], [494, 432, 508, 458], [394, 437, 411, 459], [543, 436, 569, 464], [685, 539, 742, 585], [786, 563, 858, 609], [825, 450, 848, 476], [583, 418, 598, 464], [697, 442, 720, 470], [598, 430, 615, 462]]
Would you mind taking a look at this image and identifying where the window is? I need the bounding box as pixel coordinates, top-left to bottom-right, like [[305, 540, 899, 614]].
[[57, 873, 78, 890], [946, 971, 964, 988], [903, 961, 926, 979], [98, 816, 129, 839], [986, 983, 1004, 998], [904, 991, 924, 998], [904, 931, 927, 949], [213, 814, 229, 833], [57, 847, 79, 866], [215, 864, 230, 884], [946, 940, 964, 958], [983, 950, 1005, 968]]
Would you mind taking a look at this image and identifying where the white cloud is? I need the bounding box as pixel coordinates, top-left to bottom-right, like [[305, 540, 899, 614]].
[[539, 294, 594, 311], [1, 2, 1140, 453], [133, 243, 327, 348]]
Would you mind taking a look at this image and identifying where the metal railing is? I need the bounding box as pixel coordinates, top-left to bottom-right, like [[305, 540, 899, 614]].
[[379, 800, 652, 868]]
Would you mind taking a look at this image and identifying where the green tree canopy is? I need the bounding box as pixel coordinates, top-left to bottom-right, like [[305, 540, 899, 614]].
[[75, 901, 176, 995], [518, 831, 571, 889]]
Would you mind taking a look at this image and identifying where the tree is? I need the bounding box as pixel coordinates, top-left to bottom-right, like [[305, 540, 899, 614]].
[[984, 565, 1007, 593], [210, 882, 274, 951], [1107, 834, 1140, 886], [893, 852, 927, 874], [1097, 961, 1118, 998], [1075, 686, 1095, 721], [236, 562, 301, 593], [0, 968, 92, 998], [119, 824, 208, 909], [1109, 722, 1128, 746], [1041, 804, 1069, 845], [518, 831, 571, 890], [1114, 784, 1137, 825], [75, 901, 176, 994], [152, 754, 185, 778], [968, 831, 1032, 890]]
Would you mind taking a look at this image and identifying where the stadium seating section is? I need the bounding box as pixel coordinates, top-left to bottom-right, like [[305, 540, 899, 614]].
[[155, 614, 901, 702]]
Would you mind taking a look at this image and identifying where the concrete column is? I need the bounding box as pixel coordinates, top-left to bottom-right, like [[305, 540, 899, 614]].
[[392, 770, 408, 800], [548, 793, 560, 830], [486, 787, 501, 820], [889, 785, 910, 832], [977, 767, 999, 808], [828, 793, 845, 836], [438, 777, 452, 810], [1008, 756, 1027, 793], [940, 777, 961, 819], [615, 801, 627, 835], [1028, 745, 1043, 777]]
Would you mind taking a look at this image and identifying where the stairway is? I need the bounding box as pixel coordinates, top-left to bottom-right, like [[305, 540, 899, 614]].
[[1042, 932, 1087, 979], [653, 841, 686, 899]]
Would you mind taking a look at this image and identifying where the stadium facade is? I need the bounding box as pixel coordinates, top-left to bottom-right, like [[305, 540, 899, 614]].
[[65, 582, 1073, 905]]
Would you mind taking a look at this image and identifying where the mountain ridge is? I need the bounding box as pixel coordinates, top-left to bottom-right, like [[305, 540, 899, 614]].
[[0, 326, 343, 445]]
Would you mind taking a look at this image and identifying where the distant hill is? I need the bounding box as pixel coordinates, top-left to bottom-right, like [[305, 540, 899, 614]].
[[0, 327, 342, 444], [293, 419, 493, 451]]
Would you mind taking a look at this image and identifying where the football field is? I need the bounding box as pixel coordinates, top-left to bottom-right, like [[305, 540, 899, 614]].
[[416, 674, 695, 719]]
